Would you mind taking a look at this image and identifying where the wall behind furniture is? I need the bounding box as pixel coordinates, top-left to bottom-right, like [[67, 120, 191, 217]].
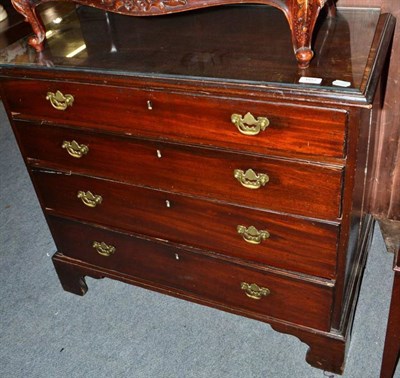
[[339, 0, 399, 221]]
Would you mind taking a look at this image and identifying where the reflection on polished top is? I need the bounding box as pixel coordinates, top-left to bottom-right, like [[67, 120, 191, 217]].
[[0, 5, 383, 96]]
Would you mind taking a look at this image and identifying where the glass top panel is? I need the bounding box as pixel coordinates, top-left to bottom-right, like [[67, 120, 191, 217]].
[[0, 4, 381, 91]]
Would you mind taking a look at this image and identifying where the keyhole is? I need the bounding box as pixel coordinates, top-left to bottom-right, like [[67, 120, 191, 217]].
[[156, 150, 162, 158], [147, 100, 153, 110], [165, 200, 171, 208]]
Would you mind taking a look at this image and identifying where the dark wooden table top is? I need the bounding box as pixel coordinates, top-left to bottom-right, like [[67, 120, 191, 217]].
[[0, 5, 394, 105]]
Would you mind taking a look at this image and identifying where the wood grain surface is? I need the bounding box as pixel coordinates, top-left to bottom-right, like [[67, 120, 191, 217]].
[[31, 168, 340, 278], [47, 214, 334, 331], [339, 0, 399, 220]]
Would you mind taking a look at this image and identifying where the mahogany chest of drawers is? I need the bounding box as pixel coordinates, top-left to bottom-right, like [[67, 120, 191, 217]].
[[0, 5, 395, 374]]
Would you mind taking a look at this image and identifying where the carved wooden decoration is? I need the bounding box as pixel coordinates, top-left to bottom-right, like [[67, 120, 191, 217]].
[[11, 0, 336, 67]]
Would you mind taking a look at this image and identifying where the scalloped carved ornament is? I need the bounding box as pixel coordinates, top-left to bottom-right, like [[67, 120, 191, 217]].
[[101, 0, 187, 12]]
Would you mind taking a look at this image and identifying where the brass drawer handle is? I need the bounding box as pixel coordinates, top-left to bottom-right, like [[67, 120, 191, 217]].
[[77, 190, 103, 208], [231, 112, 270, 136], [234, 168, 269, 189], [62, 140, 89, 158], [237, 225, 270, 244], [92, 241, 115, 257], [241, 282, 270, 300], [46, 90, 74, 110]]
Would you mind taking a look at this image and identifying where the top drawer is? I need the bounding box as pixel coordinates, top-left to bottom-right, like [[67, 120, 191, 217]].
[[2, 78, 347, 160]]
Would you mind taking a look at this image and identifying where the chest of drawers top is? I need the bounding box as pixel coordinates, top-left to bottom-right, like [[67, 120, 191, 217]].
[[0, 5, 391, 106]]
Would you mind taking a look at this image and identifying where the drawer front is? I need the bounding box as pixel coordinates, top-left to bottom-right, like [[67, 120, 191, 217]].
[[32, 169, 339, 278], [48, 216, 334, 331], [4, 78, 347, 159], [17, 122, 343, 220]]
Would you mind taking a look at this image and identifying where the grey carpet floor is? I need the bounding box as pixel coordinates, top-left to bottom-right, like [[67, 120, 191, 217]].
[[0, 101, 398, 378]]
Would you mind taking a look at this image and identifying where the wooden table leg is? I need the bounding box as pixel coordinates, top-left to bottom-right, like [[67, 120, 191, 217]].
[[380, 247, 400, 378]]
